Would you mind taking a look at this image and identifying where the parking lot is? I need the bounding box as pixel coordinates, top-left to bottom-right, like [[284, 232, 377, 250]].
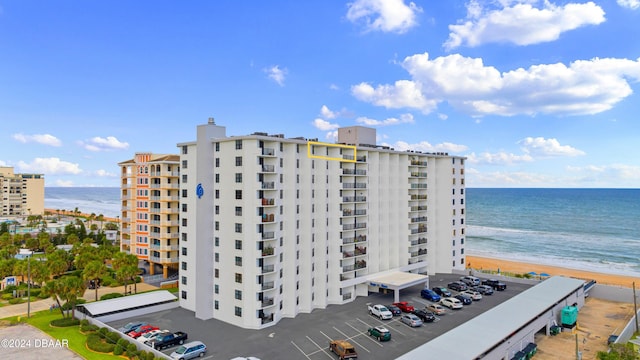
[[108, 274, 532, 359]]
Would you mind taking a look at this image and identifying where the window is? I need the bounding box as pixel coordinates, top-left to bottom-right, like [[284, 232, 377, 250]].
[[181, 262, 187, 270], [235, 206, 242, 216], [214, 269, 219, 278], [461, 218, 464, 225], [181, 276, 187, 285], [182, 189, 187, 198], [234, 306, 242, 317], [182, 247, 187, 256], [215, 237, 219, 246], [182, 204, 187, 212], [235, 139, 242, 149], [461, 238, 464, 244], [452, 188, 455, 195], [235, 240, 242, 250], [182, 160, 187, 169], [215, 158, 220, 167], [181, 233, 187, 241], [182, 218, 187, 226], [214, 300, 219, 310], [235, 223, 242, 233], [215, 253, 219, 262], [182, 174, 187, 183], [452, 240, 456, 246], [235, 173, 242, 183], [215, 205, 219, 215], [235, 273, 242, 283], [215, 221, 219, 230], [235, 290, 242, 300], [235, 256, 242, 266], [452, 250, 456, 256], [453, 219, 455, 226], [214, 284, 219, 294], [235, 190, 242, 200], [181, 291, 187, 299], [215, 142, 220, 152], [215, 174, 220, 183], [235, 156, 242, 166], [182, 146, 188, 154], [215, 189, 220, 199], [461, 188, 464, 195]]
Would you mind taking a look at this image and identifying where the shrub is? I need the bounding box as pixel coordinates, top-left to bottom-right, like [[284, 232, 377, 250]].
[[113, 344, 124, 356], [98, 327, 109, 336], [29, 289, 41, 297], [105, 330, 121, 344], [138, 350, 155, 360], [86, 333, 115, 353], [2, 293, 14, 300], [50, 318, 80, 327], [8, 298, 24, 304], [2, 285, 17, 294], [126, 342, 139, 358], [80, 319, 89, 326], [117, 338, 129, 348], [80, 323, 99, 333], [100, 292, 124, 301], [37, 292, 50, 299]]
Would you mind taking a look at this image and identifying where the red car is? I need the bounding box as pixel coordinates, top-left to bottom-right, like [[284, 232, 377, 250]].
[[127, 325, 159, 338], [392, 301, 415, 313]]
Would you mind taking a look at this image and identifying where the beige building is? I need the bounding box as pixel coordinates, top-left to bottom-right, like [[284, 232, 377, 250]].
[[118, 153, 180, 278], [0, 166, 45, 216]]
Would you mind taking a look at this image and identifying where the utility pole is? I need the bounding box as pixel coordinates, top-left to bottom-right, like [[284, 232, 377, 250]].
[[634, 282, 638, 334], [27, 252, 31, 318]]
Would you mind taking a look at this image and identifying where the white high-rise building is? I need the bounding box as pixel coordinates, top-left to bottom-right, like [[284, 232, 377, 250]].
[[177, 118, 466, 329]]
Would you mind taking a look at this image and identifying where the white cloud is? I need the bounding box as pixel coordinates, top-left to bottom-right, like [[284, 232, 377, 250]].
[[16, 157, 82, 175], [465, 151, 534, 165], [265, 65, 287, 86], [94, 169, 117, 177], [383, 140, 468, 153], [346, 0, 422, 34], [329, 84, 340, 90], [466, 169, 553, 186], [518, 137, 585, 156], [355, 113, 415, 126], [326, 131, 339, 141], [80, 136, 129, 152], [617, 0, 640, 9], [353, 52, 640, 116], [54, 179, 75, 187], [320, 105, 337, 119], [0, 160, 7, 166], [438, 113, 448, 120], [567, 164, 640, 181], [12, 133, 62, 147], [445, 1, 605, 50], [312, 118, 340, 131]]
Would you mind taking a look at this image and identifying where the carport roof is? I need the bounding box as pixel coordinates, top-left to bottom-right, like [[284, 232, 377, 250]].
[[367, 271, 428, 289], [78, 290, 177, 317], [397, 276, 585, 359]]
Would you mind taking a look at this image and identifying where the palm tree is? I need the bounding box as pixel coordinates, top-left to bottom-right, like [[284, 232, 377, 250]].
[[57, 276, 85, 318], [113, 252, 139, 294], [42, 280, 64, 317], [82, 260, 108, 301]]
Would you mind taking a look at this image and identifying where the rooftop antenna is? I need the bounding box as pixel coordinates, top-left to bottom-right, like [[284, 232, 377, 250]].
[[208, 117, 215, 124]]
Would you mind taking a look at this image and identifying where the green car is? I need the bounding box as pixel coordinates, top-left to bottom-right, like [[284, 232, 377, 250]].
[[367, 326, 391, 341]]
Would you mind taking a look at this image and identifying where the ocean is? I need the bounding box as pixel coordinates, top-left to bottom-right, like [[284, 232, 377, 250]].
[[44, 187, 640, 277]]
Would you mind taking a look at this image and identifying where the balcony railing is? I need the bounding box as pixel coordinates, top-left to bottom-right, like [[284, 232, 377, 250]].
[[262, 281, 275, 291], [262, 148, 275, 156], [410, 184, 428, 189], [260, 198, 275, 206], [261, 214, 275, 223], [262, 231, 275, 240], [262, 182, 275, 189], [261, 313, 274, 324], [342, 183, 367, 189], [262, 247, 275, 256], [411, 160, 428, 166], [411, 216, 428, 223], [149, 256, 179, 264], [410, 206, 428, 211], [342, 169, 367, 175], [343, 223, 367, 231], [342, 196, 367, 203], [262, 264, 275, 273], [342, 293, 352, 300], [410, 226, 427, 234], [343, 247, 367, 258], [410, 172, 428, 178], [410, 238, 428, 246], [342, 209, 367, 216], [261, 165, 275, 173], [342, 234, 367, 244], [410, 195, 428, 200], [261, 297, 274, 307]]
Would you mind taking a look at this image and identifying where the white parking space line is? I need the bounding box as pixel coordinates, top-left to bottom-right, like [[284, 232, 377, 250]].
[[344, 322, 384, 348], [306, 335, 335, 360], [291, 341, 312, 360], [333, 326, 370, 353], [356, 317, 407, 337], [319, 330, 333, 341]]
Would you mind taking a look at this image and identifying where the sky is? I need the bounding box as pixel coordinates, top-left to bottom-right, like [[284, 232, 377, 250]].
[[1, 0, 640, 188]]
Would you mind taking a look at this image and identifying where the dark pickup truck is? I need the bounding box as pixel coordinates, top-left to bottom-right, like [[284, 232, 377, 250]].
[[145, 331, 187, 350]]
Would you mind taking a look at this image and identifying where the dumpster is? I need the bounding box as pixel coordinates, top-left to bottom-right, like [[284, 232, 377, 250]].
[[511, 350, 527, 360], [523, 342, 537, 359], [550, 325, 561, 335]]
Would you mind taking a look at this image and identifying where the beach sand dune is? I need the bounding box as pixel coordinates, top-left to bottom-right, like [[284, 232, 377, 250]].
[[467, 255, 639, 288]]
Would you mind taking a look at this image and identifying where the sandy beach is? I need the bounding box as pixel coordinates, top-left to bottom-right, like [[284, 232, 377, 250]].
[[44, 208, 119, 222], [467, 255, 640, 288]]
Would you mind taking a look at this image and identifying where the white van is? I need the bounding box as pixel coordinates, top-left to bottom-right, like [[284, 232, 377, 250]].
[[460, 275, 481, 286], [170, 341, 207, 360]]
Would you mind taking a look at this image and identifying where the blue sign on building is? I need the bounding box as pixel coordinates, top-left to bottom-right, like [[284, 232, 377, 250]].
[[196, 183, 204, 199]]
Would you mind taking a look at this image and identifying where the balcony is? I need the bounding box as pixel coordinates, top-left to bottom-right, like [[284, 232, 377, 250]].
[[342, 209, 366, 217], [120, 239, 130, 245], [260, 198, 275, 206], [410, 248, 428, 257], [262, 231, 275, 240], [410, 184, 428, 189], [260, 313, 274, 324], [410, 237, 428, 246], [410, 172, 428, 178], [342, 182, 367, 189], [343, 223, 367, 231], [342, 292, 352, 301], [342, 196, 367, 203], [262, 264, 275, 274], [343, 247, 367, 259], [260, 297, 275, 308], [261, 214, 275, 223], [411, 160, 428, 166], [150, 243, 179, 251], [261, 165, 275, 173], [342, 234, 367, 244], [261, 281, 275, 291], [410, 205, 427, 211], [411, 216, 428, 223], [261, 182, 275, 190], [410, 225, 427, 234], [262, 247, 275, 257], [149, 256, 179, 264], [261, 148, 275, 156], [342, 169, 367, 176], [410, 194, 428, 200]]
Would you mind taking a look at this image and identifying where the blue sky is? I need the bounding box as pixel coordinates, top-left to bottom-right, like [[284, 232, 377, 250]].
[[1, 0, 639, 188]]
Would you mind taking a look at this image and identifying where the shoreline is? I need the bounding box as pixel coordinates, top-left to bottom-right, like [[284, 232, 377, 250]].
[[44, 208, 119, 223], [467, 254, 640, 288]]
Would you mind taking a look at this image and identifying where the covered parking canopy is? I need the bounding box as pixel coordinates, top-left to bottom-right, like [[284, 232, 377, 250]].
[[367, 271, 428, 303], [76, 290, 178, 322]]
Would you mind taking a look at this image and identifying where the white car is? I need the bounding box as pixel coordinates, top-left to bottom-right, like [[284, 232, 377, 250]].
[[461, 290, 483, 301], [440, 297, 463, 309], [137, 329, 168, 343]]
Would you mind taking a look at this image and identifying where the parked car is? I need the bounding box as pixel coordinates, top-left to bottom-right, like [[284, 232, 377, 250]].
[[329, 339, 358, 359], [412, 309, 436, 323], [137, 330, 169, 343], [432, 286, 452, 297], [367, 326, 391, 341], [440, 297, 463, 309], [386, 304, 402, 316], [454, 294, 472, 305], [118, 321, 147, 333], [460, 275, 481, 286], [367, 304, 393, 320], [461, 290, 483, 300], [420, 288, 441, 302], [400, 313, 423, 327], [447, 281, 468, 292], [128, 325, 159, 338], [475, 285, 494, 295], [170, 341, 207, 360], [482, 279, 507, 291], [426, 303, 446, 315], [392, 301, 415, 313], [145, 331, 188, 350]]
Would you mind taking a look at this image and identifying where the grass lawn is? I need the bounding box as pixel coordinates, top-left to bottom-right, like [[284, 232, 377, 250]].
[[7, 310, 120, 360]]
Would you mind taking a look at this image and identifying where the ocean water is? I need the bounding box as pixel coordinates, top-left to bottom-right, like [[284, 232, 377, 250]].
[[466, 188, 640, 277], [45, 187, 121, 219], [44, 187, 640, 277]]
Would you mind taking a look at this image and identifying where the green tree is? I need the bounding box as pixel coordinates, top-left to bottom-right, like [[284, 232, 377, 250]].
[[46, 249, 70, 278], [42, 280, 64, 317], [113, 252, 139, 295], [597, 343, 640, 360], [13, 260, 27, 283], [57, 276, 85, 318], [82, 260, 108, 301], [0, 258, 16, 279], [25, 237, 39, 251], [38, 231, 51, 251], [74, 244, 99, 270], [30, 260, 51, 287]]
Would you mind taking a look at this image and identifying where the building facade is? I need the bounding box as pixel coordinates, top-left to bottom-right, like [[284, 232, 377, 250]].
[[177, 119, 466, 329], [0, 166, 45, 216], [118, 153, 180, 278]]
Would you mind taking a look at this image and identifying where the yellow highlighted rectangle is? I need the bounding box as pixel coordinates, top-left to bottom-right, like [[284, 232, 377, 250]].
[[307, 141, 357, 162]]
